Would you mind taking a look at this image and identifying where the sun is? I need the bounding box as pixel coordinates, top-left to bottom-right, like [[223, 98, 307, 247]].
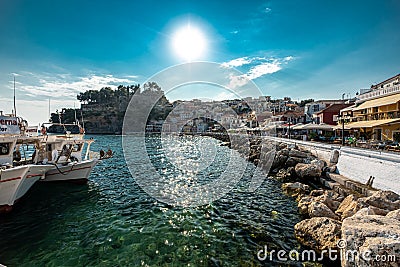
[[172, 25, 206, 61]]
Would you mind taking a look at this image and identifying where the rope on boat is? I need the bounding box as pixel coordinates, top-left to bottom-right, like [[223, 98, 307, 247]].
[[51, 162, 75, 176]]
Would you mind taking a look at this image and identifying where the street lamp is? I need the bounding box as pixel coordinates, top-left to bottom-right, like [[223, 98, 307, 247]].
[[338, 114, 349, 145], [341, 116, 345, 145]]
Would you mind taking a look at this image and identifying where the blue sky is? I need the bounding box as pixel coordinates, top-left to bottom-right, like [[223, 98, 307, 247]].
[[0, 0, 399, 124]]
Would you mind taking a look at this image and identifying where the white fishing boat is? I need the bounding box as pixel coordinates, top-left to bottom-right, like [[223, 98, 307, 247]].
[[44, 159, 98, 183], [34, 134, 105, 183], [0, 135, 52, 213]]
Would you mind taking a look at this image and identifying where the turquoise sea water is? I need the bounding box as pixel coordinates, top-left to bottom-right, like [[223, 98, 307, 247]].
[[0, 135, 304, 266]]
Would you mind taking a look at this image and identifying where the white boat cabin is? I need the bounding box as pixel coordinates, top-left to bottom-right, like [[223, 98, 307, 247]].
[[0, 136, 17, 167]]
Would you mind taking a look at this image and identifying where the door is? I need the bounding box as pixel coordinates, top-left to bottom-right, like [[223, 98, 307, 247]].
[[374, 128, 382, 141]]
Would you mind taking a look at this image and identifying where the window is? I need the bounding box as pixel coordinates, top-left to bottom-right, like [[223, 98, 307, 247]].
[[394, 132, 400, 142], [0, 143, 11, 155], [72, 144, 82, 152]]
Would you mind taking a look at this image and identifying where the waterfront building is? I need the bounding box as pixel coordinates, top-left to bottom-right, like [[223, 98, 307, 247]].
[[313, 104, 352, 125], [271, 110, 305, 124], [339, 74, 400, 141], [355, 73, 400, 104], [304, 100, 347, 122]]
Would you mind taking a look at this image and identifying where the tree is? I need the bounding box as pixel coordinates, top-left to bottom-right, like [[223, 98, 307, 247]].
[[72, 83, 172, 133], [143, 82, 162, 92], [299, 99, 314, 107]]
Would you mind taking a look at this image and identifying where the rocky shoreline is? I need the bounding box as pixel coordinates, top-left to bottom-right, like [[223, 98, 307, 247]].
[[226, 134, 400, 266]]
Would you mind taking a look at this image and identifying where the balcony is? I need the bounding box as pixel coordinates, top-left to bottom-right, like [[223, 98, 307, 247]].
[[356, 84, 400, 103], [352, 111, 400, 122]]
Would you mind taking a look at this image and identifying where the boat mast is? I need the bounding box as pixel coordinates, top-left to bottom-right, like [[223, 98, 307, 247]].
[[13, 75, 17, 117], [80, 109, 85, 130], [74, 102, 77, 125], [48, 98, 51, 121]]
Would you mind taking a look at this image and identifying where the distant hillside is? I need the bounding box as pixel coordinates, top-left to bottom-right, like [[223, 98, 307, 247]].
[[49, 82, 172, 134]]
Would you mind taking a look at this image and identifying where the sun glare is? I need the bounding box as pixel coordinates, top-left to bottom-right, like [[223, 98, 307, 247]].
[[172, 25, 206, 61]]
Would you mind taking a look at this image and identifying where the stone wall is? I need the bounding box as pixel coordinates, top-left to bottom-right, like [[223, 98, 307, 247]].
[[267, 137, 400, 195]]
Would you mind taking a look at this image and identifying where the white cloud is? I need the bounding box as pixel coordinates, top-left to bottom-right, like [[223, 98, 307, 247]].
[[12, 73, 137, 99], [221, 57, 253, 68], [3, 72, 138, 125], [228, 74, 251, 89], [246, 61, 282, 80], [264, 7, 272, 13], [224, 56, 294, 89]]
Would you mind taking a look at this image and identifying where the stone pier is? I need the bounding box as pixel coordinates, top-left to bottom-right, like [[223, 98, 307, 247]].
[[265, 137, 400, 195]]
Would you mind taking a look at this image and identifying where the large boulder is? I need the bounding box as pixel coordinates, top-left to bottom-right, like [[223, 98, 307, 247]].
[[341, 214, 400, 267], [278, 148, 290, 156], [363, 190, 400, 211], [310, 189, 325, 197], [276, 168, 293, 182], [288, 149, 309, 158], [285, 156, 305, 167], [358, 238, 400, 267], [386, 209, 400, 220], [294, 217, 342, 252], [311, 159, 326, 170], [314, 191, 342, 212], [335, 193, 391, 220], [278, 142, 288, 150], [352, 207, 377, 217], [282, 182, 310, 198], [308, 201, 340, 220], [325, 165, 337, 173], [272, 154, 288, 169], [297, 190, 343, 216], [329, 149, 340, 165], [295, 163, 322, 178], [298, 195, 314, 214], [335, 195, 366, 220]]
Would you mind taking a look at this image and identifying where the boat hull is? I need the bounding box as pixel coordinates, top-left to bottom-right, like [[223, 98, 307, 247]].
[[0, 165, 52, 213], [43, 160, 98, 183]]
